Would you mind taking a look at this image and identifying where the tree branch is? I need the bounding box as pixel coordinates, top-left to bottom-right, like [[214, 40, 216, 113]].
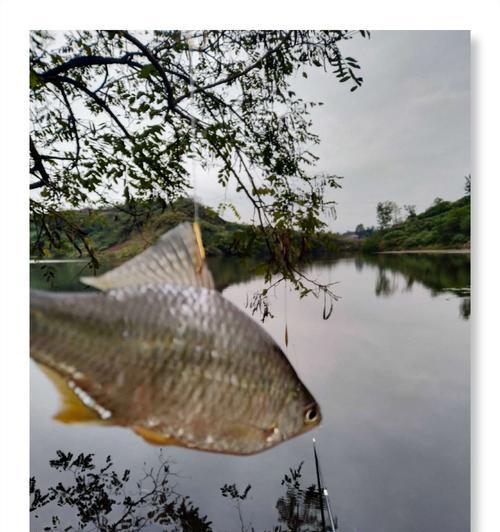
[[176, 32, 291, 104], [54, 81, 81, 170], [39, 54, 141, 78], [120, 31, 176, 111], [42, 73, 133, 139], [30, 136, 51, 189]]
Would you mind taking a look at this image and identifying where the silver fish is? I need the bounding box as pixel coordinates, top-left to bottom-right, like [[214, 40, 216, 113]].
[[30, 223, 321, 454]]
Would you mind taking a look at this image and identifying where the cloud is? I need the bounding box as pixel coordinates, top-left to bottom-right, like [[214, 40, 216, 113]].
[[285, 31, 470, 232]]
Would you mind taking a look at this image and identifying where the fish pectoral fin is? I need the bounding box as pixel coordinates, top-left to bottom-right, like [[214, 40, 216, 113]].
[[40, 365, 105, 425], [133, 426, 187, 447], [80, 222, 214, 291], [54, 402, 103, 425]]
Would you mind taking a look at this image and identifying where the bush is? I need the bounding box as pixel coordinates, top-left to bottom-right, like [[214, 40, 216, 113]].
[[362, 234, 383, 253], [451, 234, 468, 246]]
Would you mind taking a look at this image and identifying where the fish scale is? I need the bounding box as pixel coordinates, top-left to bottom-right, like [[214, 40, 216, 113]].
[[30, 223, 321, 454]]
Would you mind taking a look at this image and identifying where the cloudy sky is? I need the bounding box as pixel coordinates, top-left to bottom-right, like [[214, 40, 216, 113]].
[[197, 30, 470, 233]]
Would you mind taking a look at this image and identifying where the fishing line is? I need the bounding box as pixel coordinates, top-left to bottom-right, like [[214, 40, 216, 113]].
[[284, 279, 289, 348]]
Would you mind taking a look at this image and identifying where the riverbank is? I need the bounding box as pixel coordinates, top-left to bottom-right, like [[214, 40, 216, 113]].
[[378, 249, 470, 255], [29, 259, 89, 264]]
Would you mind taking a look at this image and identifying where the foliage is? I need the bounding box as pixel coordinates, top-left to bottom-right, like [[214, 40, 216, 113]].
[[31, 450, 333, 532], [364, 195, 470, 252], [30, 450, 212, 531], [30, 197, 356, 319], [30, 197, 359, 262], [276, 462, 332, 532], [220, 483, 252, 532], [218, 461, 333, 532], [30, 29, 369, 302], [404, 204, 416, 219], [353, 224, 374, 238], [464, 174, 471, 195], [376, 201, 399, 229]]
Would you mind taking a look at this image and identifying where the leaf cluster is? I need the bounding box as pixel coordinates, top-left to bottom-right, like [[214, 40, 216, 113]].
[[30, 29, 368, 300], [30, 450, 212, 531], [31, 450, 341, 532]]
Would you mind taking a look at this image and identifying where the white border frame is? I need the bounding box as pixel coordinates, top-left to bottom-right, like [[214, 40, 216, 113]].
[[1, 2, 498, 530]]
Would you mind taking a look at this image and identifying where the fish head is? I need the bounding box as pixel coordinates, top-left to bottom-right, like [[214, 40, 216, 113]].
[[235, 347, 322, 454], [271, 381, 322, 446], [175, 370, 322, 455], [209, 385, 321, 454]]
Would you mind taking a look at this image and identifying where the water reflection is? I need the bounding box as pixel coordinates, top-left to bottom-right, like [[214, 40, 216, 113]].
[[30, 260, 96, 292], [30, 256, 263, 293], [31, 450, 331, 532], [31, 252, 471, 323], [30, 252, 470, 532], [362, 253, 470, 319], [31, 252, 470, 301]]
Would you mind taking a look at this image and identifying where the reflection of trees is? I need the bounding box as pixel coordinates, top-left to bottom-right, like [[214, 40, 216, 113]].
[[275, 462, 334, 532], [30, 262, 96, 292], [208, 256, 262, 291], [31, 451, 337, 532], [30, 451, 211, 531], [354, 256, 364, 272], [460, 297, 471, 320], [30, 256, 263, 294], [375, 269, 397, 297], [364, 253, 470, 295], [362, 253, 470, 319], [220, 483, 252, 532]]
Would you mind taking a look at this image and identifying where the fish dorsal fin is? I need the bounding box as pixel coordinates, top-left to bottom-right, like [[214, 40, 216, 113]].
[[39, 365, 104, 425], [80, 222, 214, 291]]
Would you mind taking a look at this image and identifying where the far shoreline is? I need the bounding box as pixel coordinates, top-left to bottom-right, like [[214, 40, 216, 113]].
[[377, 249, 470, 255]]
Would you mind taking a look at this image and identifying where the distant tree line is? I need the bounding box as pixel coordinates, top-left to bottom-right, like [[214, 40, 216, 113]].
[[351, 175, 471, 236], [361, 193, 470, 252]]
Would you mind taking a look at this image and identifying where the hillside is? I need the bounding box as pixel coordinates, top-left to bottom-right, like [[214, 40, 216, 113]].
[[30, 198, 359, 262], [362, 195, 470, 252]]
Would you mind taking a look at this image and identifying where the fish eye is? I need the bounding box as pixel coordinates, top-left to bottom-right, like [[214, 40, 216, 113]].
[[304, 406, 319, 424]]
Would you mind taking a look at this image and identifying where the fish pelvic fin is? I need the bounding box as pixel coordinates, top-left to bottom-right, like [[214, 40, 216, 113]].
[[40, 365, 106, 425], [80, 222, 214, 291], [133, 426, 189, 447]]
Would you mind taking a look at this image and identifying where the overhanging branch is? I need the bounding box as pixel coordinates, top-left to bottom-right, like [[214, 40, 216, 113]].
[[39, 53, 142, 78], [41, 74, 133, 139], [175, 32, 291, 104], [120, 31, 176, 111]]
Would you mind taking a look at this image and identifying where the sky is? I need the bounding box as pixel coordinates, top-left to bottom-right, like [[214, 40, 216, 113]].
[[31, 31, 471, 234], [196, 30, 470, 233]]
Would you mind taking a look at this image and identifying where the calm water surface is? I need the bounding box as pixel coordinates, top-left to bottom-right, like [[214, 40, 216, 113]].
[[30, 253, 470, 532]]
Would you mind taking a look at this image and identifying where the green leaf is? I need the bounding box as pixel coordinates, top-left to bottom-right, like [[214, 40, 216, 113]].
[[138, 64, 156, 79], [30, 70, 43, 89]]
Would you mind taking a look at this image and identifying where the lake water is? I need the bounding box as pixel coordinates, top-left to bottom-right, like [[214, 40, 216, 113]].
[[30, 253, 470, 532]]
